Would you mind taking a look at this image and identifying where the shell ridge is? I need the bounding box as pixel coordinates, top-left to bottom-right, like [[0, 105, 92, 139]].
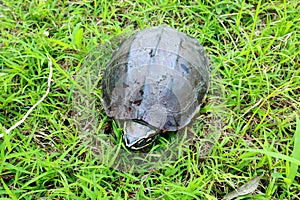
[[137, 26, 165, 122]]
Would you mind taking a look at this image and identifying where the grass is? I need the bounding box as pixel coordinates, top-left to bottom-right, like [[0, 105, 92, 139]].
[[0, 0, 299, 199]]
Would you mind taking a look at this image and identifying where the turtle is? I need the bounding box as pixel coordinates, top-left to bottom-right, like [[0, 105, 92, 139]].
[[101, 26, 210, 150]]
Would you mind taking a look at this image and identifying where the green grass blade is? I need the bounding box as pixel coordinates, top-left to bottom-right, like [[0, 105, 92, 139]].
[[0, 178, 17, 200], [72, 23, 84, 49], [239, 148, 300, 165], [286, 114, 300, 186]]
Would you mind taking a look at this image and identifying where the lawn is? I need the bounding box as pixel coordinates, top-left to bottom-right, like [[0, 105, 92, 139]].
[[0, 0, 300, 199]]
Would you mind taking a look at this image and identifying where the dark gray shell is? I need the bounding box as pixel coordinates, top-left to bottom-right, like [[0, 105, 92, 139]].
[[102, 26, 209, 131]]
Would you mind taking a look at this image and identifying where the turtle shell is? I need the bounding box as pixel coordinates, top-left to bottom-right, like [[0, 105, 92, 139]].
[[102, 26, 209, 131]]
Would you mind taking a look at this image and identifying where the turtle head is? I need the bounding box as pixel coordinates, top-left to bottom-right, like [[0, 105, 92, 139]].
[[123, 120, 160, 150]]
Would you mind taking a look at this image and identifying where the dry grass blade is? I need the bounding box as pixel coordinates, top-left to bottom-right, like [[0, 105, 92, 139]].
[[223, 177, 261, 200], [0, 54, 53, 137]]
